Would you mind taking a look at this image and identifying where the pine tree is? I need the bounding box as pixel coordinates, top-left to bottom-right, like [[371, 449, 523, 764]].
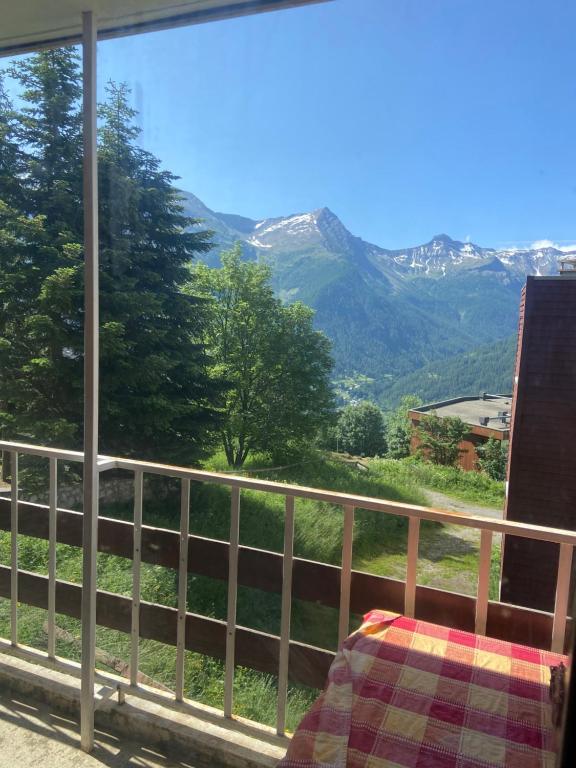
[[0, 55, 220, 464], [0, 75, 25, 208], [96, 82, 219, 462], [0, 60, 76, 447], [0, 50, 84, 447], [10, 48, 83, 240]]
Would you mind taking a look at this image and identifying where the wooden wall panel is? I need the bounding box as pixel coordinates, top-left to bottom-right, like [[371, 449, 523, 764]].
[[503, 276, 576, 611]]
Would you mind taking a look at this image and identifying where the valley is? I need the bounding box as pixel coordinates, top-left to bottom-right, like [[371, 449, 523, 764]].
[[182, 191, 569, 407]]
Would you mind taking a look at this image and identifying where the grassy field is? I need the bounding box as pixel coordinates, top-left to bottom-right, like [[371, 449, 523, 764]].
[[0, 451, 504, 730], [370, 457, 505, 509]]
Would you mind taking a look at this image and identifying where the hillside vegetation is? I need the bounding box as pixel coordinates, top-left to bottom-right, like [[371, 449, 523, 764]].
[[335, 335, 516, 408], [370, 458, 505, 508], [377, 336, 516, 409]]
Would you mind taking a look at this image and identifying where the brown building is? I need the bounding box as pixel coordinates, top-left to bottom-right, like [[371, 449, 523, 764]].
[[409, 394, 511, 472], [501, 270, 576, 612]]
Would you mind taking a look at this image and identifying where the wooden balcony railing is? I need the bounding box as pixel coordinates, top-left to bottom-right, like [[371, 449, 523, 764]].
[[0, 439, 574, 737]]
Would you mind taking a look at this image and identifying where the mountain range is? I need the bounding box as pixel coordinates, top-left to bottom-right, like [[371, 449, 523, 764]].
[[180, 191, 574, 407]]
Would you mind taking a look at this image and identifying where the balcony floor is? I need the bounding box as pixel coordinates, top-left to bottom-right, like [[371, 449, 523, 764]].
[[0, 687, 208, 768]]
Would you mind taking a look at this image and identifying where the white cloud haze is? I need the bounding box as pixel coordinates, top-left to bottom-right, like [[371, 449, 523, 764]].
[[530, 239, 576, 252]]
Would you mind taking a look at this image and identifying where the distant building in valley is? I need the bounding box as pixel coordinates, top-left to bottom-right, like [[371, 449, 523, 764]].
[[408, 394, 512, 471]]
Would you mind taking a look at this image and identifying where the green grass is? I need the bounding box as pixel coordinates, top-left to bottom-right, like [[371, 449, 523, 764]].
[[203, 450, 428, 563], [370, 457, 505, 509], [0, 530, 317, 732], [0, 450, 504, 729]]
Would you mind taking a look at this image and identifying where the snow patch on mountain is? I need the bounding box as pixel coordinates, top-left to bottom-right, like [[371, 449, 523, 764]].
[[254, 212, 319, 238], [247, 237, 273, 249], [179, 189, 575, 281]]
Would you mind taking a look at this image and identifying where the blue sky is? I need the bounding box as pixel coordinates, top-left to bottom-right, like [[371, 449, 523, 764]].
[[13, 0, 576, 249]]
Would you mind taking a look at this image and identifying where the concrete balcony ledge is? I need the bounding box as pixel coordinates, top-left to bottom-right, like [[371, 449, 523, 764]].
[[0, 647, 288, 767]]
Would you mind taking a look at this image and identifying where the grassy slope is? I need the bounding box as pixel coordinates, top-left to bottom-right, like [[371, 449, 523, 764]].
[[0, 452, 504, 729], [370, 458, 505, 509]]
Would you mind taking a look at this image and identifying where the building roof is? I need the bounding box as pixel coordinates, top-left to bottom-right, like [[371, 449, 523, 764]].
[[410, 394, 512, 435], [0, 0, 328, 57]]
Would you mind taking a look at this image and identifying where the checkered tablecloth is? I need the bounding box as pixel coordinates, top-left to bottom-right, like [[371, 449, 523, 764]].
[[279, 610, 565, 767]]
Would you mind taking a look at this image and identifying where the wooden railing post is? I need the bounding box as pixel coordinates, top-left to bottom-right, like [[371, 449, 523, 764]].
[[175, 478, 190, 701], [277, 495, 295, 736], [475, 530, 493, 636], [47, 458, 57, 658], [552, 543, 573, 653], [10, 451, 18, 645], [405, 517, 420, 617], [224, 486, 240, 718], [130, 469, 144, 686], [338, 506, 354, 647]]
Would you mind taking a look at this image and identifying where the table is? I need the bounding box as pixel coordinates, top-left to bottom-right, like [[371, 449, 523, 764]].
[[280, 610, 565, 767]]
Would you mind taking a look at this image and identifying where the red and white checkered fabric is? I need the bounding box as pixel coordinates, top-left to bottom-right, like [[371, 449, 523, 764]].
[[280, 610, 565, 767]]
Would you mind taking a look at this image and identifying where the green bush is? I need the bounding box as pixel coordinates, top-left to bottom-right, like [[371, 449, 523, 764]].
[[476, 438, 509, 481], [417, 412, 468, 467], [336, 402, 387, 457]]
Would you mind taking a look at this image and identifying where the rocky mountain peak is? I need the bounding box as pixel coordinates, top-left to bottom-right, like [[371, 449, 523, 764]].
[[179, 189, 571, 281], [430, 233, 456, 244]]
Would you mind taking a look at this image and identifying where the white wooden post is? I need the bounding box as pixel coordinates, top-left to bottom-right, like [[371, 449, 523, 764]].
[[475, 530, 493, 636], [175, 479, 191, 701], [47, 457, 58, 658], [224, 486, 241, 718], [552, 543, 573, 653], [10, 451, 18, 645], [130, 470, 144, 685]]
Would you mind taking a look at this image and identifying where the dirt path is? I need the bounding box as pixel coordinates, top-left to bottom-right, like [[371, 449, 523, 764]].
[[423, 489, 503, 520], [354, 478, 504, 596]]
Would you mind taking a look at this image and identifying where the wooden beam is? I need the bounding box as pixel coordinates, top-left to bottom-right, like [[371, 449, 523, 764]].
[[0, 498, 565, 653], [2, 439, 576, 546], [0, 566, 333, 689]]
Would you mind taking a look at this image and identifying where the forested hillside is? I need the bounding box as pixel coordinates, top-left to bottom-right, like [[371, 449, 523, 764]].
[[180, 194, 556, 405], [377, 335, 516, 409]]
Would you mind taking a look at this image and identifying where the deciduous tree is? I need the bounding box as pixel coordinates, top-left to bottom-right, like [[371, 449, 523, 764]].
[[477, 438, 508, 481], [336, 402, 386, 457], [193, 245, 334, 467], [386, 395, 421, 459], [417, 412, 467, 467]]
